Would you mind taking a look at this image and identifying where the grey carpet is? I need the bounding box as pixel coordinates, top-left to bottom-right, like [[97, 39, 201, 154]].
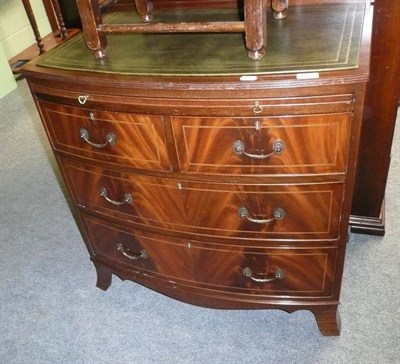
[[0, 79, 399, 364]]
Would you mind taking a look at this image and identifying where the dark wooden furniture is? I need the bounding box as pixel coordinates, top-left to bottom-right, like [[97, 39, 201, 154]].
[[23, 2, 371, 335], [22, 0, 46, 55], [21, 0, 67, 56], [75, 0, 289, 60], [56, 0, 397, 233], [24, 0, 68, 52], [350, 0, 400, 235]]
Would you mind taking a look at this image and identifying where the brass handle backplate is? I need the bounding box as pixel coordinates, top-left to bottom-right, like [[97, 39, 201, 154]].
[[117, 243, 147, 261], [242, 267, 285, 283], [99, 187, 132, 206], [238, 207, 285, 224], [80, 128, 116, 148], [233, 139, 284, 160]]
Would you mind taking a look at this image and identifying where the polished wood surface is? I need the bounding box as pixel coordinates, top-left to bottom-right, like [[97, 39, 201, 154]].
[[38, 101, 170, 170], [179, 181, 343, 240], [351, 0, 400, 235], [81, 212, 337, 298], [59, 157, 344, 240], [172, 113, 352, 175], [23, 1, 371, 335]]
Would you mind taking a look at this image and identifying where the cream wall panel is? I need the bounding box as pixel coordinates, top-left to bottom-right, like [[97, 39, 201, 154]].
[[0, 0, 51, 59], [0, 43, 17, 98]]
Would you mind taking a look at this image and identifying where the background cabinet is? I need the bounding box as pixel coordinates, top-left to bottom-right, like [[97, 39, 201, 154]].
[[350, 0, 400, 235]]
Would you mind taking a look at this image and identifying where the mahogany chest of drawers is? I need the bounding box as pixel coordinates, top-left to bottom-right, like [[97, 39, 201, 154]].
[[23, 3, 371, 336]]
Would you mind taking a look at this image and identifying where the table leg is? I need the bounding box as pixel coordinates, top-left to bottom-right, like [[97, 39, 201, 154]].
[[135, 0, 153, 22], [271, 0, 289, 20], [76, 0, 107, 59]]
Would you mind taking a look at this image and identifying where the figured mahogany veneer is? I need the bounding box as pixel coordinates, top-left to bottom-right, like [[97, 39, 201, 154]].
[[59, 157, 344, 240], [38, 101, 170, 170], [23, 2, 371, 336], [172, 113, 352, 175], [81, 212, 337, 298]]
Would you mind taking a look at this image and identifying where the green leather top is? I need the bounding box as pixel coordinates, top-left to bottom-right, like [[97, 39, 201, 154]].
[[37, 3, 366, 76]]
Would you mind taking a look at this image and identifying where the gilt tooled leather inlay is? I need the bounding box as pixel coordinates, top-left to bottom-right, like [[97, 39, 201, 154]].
[[37, 4, 365, 76]]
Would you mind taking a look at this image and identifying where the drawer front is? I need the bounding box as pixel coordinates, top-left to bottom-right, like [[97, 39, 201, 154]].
[[178, 181, 343, 240], [38, 101, 170, 170], [60, 157, 186, 231], [172, 113, 352, 175], [81, 213, 337, 298], [61, 158, 343, 240]]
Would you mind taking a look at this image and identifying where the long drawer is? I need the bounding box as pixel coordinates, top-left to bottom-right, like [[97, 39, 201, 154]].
[[80, 213, 337, 298], [172, 113, 352, 175], [61, 157, 344, 240], [37, 100, 170, 171]]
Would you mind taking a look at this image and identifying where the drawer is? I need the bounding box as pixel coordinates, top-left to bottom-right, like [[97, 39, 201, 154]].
[[172, 113, 352, 175], [61, 158, 343, 240], [38, 101, 170, 170], [80, 213, 337, 298]]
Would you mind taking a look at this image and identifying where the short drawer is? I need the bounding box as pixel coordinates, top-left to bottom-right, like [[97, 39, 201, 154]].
[[80, 213, 337, 298], [61, 158, 343, 240], [38, 101, 170, 170], [172, 113, 352, 175]]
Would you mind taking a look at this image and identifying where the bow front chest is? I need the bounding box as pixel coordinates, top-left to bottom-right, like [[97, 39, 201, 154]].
[[23, 3, 371, 335]]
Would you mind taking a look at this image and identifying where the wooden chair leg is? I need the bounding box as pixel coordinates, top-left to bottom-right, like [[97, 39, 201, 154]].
[[244, 0, 267, 60], [21, 0, 45, 55], [76, 0, 107, 59], [50, 0, 68, 39], [135, 0, 153, 22], [271, 0, 289, 20]]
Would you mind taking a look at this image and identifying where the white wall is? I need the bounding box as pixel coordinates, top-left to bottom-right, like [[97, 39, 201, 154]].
[[0, 43, 16, 97], [0, 0, 51, 97], [0, 0, 52, 59]]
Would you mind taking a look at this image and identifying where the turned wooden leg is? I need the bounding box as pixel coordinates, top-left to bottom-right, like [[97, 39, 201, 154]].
[[244, 0, 267, 60], [135, 0, 153, 22], [313, 306, 341, 336], [271, 0, 289, 20], [94, 262, 113, 291], [22, 0, 45, 55], [50, 0, 68, 39], [76, 0, 107, 59]]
